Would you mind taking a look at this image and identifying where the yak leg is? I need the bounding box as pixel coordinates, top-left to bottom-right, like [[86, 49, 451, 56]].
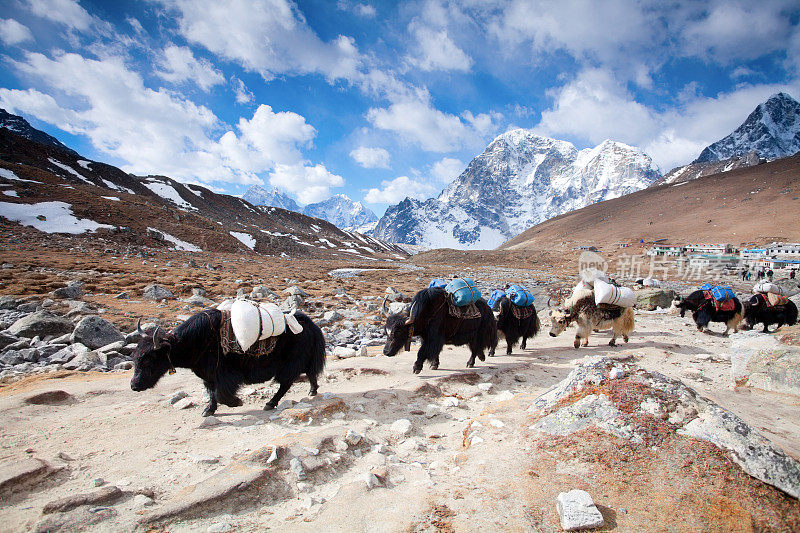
[[202, 380, 217, 417], [214, 372, 243, 408], [608, 331, 617, 346], [762, 324, 770, 333], [414, 338, 443, 374], [520, 336, 528, 350], [623, 334, 629, 343], [264, 381, 293, 410], [307, 372, 319, 397]]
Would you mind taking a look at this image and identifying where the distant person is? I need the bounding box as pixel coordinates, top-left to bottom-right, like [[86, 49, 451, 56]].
[[741, 269, 747, 281], [791, 270, 796, 280], [746, 271, 751, 281], [767, 269, 774, 281]]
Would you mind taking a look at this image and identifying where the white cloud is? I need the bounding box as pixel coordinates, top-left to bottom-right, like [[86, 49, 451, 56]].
[[429, 157, 464, 184], [367, 92, 499, 152], [349, 146, 390, 168], [0, 19, 33, 45], [535, 68, 660, 146], [158, 0, 362, 82], [26, 0, 95, 31], [231, 76, 253, 104], [407, 23, 472, 72], [269, 163, 344, 204], [155, 45, 224, 91], [535, 67, 800, 171], [337, 1, 376, 17], [364, 175, 436, 204], [1, 51, 332, 195]]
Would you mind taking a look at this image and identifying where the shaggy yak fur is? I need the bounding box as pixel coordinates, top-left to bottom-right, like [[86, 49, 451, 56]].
[[130, 309, 325, 416], [490, 297, 540, 355], [548, 295, 635, 348], [741, 293, 798, 333], [675, 290, 743, 336], [382, 287, 498, 374]]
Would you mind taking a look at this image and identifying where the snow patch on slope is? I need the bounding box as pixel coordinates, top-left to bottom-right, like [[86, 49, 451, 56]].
[[0, 201, 113, 234]]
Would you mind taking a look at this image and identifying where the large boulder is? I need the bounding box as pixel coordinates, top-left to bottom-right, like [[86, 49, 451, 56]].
[[730, 331, 800, 397], [71, 316, 125, 350], [52, 281, 84, 299], [635, 288, 677, 311], [143, 284, 174, 301], [7, 311, 73, 338], [530, 356, 800, 499]]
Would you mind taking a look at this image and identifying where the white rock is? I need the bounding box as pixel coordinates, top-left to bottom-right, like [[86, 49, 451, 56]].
[[442, 397, 460, 408], [132, 494, 155, 508], [556, 489, 605, 531], [489, 419, 505, 428], [608, 367, 625, 380], [363, 472, 382, 490], [477, 382, 493, 391], [344, 430, 363, 446], [207, 522, 232, 533], [190, 455, 219, 464], [197, 416, 221, 428], [514, 373, 527, 382], [290, 458, 306, 480], [390, 418, 412, 435], [333, 346, 358, 359], [494, 390, 515, 402], [173, 397, 194, 410]]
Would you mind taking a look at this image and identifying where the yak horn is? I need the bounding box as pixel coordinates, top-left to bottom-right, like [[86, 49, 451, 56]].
[[136, 318, 144, 335], [404, 301, 416, 325], [381, 297, 390, 317], [152, 325, 163, 349], [547, 297, 555, 308]]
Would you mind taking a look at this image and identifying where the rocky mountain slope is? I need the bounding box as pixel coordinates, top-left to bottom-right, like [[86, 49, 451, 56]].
[[241, 185, 300, 212], [302, 194, 378, 233], [374, 130, 660, 249], [0, 108, 77, 156], [0, 121, 407, 261], [657, 93, 800, 186], [501, 153, 800, 252]]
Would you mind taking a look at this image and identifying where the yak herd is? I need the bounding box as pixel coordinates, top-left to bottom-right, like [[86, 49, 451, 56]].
[[129, 278, 798, 416]]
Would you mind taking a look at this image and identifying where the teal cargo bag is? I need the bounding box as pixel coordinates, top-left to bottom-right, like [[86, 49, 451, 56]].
[[507, 284, 535, 307], [445, 278, 481, 306], [711, 285, 735, 301]]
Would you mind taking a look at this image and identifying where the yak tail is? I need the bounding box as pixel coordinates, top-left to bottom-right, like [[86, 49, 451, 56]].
[[298, 313, 326, 377], [532, 307, 541, 337], [616, 307, 635, 336]]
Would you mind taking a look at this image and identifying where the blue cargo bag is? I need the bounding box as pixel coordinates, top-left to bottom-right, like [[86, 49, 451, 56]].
[[507, 284, 535, 307], [711, 285, 735, 301], [445, 278, 481, 306], [700, 283, 713, 291], [428, 279, 449, 289], [487, 289, 506, 310]]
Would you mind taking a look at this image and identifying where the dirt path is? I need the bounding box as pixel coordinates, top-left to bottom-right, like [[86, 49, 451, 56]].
[[1, 311, 799, 532]]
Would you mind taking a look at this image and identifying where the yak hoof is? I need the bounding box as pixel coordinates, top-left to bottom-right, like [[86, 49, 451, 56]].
[[466, 360, 475, 368], [263, 402, 277, 411], [201, 405, 216, 417], [412, 364, 423, 374], [573, 340, 581, 349], [506, 348, 512, 355], [623, 335, 629, 343], [430, 362, 439, 370], [309, 388, 318, 396], [608, 339, 616, 346]]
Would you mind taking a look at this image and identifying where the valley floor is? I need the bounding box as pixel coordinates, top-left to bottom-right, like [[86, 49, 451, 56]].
[[2, 307, 799, 532]]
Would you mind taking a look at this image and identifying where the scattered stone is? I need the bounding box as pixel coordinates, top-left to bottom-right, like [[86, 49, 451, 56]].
[[514, 373, 527, 382], [7, 311, 73, 338], [387, 302, 407, 315], [169, 391, 189, 404], [390, 419, 412, 436], [289, 458, 306, 480], [132, 494, 155, 507], [279, 396, 347, 422], [71, 316, 125, 350], [442, 397, 460, 408], [284, 286, 308, 297], [93, 478, 105, 487], [489, 419, 505, 428], [362, 472, 382, 490], [113, 292, 129, 299], [477, 382, 493, 392], [333, 346, 358, 359], [42, 486, 123, 514], [609, 367, 626, 380], [556, 489, 605, 531], [52, 282, 84, 300], [344, 430, 363, 446], [190, 455, 219, 465], [174, 398, 194, 410], [207, 522, 233, 533], [143, 284, 175, 301], [635, 288, 677, 311]]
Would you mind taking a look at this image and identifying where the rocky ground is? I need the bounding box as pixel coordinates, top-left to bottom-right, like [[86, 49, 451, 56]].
[[1, 247, 800, 532]]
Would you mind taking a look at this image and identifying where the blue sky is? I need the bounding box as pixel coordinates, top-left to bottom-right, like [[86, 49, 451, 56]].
[[1, 0, 799, 215]]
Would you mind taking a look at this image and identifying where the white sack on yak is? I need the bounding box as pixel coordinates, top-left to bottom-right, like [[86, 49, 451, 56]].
[[217, 299, 303, 353], [579, 268, 609, 287], [594, 279, 635, 308], [752, 282, 785, 296]]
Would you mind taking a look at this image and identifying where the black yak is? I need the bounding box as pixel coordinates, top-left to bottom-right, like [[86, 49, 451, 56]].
[[675, 290, 743, 336], [490, 296, 540, 355], [741, 293, 798, 333], [548, 295, 634, 348], [382, 287, 498, 374], [130, 310, 325, 416]]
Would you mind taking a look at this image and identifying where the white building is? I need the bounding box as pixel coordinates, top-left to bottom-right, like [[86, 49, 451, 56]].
[[647, 245, 684, 257], [684, 243, 734, 255], [767, 242, 800, 259]]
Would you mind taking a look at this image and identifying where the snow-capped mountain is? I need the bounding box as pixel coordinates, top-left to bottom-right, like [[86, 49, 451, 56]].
[[1, 108, 77, 155], [373, 129, 661, 249], [302, 194, 379, 233], [242, 185, 301, 212], [654, 151, 761, 186], [695, 92, 800, 163]]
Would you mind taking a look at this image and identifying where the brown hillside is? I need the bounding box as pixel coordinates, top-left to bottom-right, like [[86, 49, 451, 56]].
[[502, 153, 800, 251]]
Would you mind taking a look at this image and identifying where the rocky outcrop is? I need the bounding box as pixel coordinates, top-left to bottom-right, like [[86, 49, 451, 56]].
[[730, 331, 800, 397], [530, 356, 800, 499]]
